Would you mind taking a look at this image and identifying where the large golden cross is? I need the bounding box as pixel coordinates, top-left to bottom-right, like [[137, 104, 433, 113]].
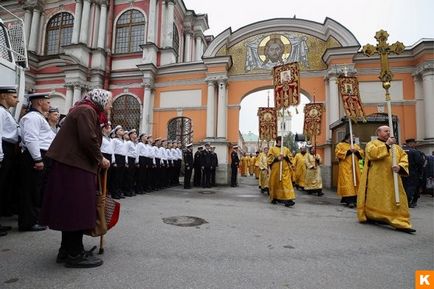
[[362, 30, 405, 99]]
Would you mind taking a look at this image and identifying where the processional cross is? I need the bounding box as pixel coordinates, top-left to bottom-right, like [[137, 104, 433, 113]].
[[362, 30, 405, 205]]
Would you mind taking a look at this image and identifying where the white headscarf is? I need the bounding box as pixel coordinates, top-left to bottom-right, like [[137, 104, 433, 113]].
[[85, 88, 110, 111]]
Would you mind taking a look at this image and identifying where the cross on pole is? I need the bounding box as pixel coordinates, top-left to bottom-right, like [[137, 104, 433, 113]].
[[362, 29, 405, 205], [362, 30, 405, 100]]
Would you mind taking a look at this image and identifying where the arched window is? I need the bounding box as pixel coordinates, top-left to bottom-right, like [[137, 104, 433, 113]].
[[115, 10, 146, 54], [172, 23, 179, 60], [111, 95, 141, 130], [45, 12, 74, 55], [167, 117, 193, 147]]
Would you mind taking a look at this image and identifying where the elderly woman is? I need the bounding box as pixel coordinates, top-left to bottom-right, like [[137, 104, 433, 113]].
[[40, 89, 111, 268]]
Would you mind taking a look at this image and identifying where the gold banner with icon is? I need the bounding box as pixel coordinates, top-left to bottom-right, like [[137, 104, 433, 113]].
[[303, 103, 325, 137], [258, 107, 277, 141], [273, 62, 300, 109], [337, 76, 366, 121]]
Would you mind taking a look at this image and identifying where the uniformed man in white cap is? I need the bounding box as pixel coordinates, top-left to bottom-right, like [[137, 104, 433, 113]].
[[210, 146, 218, 187], [18, 92, 55, 231], [125, 129, 138, 196], [0, 85, 19, 236], [111, 125, 126, 199], [47, 106, 60, 134], [183, 143, 194, 189]]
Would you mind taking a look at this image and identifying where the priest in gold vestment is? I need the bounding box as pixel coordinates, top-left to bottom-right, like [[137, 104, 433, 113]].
[[258, 147, 270, 194], [293, 147, 307, 190], [304, 146, 323, 196], [335, 133, 364, 208], [357, 126, 415, 233], [267, 137, 296, 207]]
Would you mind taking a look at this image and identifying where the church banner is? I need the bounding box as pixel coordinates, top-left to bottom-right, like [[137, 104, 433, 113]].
[[303, 103, 325, 137], [258, 107, 277, 141], [337, 76, 366, 121], [273, 62, 300, 109]]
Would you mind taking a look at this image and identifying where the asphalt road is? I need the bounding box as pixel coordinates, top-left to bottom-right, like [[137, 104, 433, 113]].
[[1, 176, 433, 289]]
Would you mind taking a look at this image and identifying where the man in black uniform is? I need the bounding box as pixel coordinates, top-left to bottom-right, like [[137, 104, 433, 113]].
[[210, 146, 218, 187], [402, 139, 425, 207], [201, 143, 213, 188], [193, 146, 203, 186], [231, 145, 240, 187], [183, 143, 194, 189]]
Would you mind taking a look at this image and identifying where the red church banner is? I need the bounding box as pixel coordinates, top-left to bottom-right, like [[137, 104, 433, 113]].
[[258, 107, 277, 141], [273, 62, 300, 109], [303, 103, 325, 137], [337, 76, 366, 121]]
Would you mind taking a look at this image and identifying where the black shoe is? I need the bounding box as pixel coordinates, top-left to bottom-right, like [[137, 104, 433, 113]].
[[0, 231, 7, 237], [271, 199, 277, 204], [19, 224, 47, 232], [347, 203, 356, 209], [317, 191, 324, 196], [64, 251, 103, 268], [0, 225, 12, 232], [56, 248, 68, 264], [396, 227, 416, 234], [409, 202, 417, 208], [284, 200, 295, 207]]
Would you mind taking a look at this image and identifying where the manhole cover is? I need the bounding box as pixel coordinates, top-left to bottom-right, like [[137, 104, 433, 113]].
[[199, 191, 215, 194], [162, 216, 208, 227]]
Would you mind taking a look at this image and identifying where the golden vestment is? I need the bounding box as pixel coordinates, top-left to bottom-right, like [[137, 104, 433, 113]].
[[357, 139, 412, 229], [267, 146, 295, 201], [293, 152, 306, 187], [335, 142, 363, 197], [258, 152, 269, 189], [304, 152, 322, 190]]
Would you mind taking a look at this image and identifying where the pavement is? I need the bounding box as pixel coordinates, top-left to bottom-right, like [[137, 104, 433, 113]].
[[0, 176, 433, 289]]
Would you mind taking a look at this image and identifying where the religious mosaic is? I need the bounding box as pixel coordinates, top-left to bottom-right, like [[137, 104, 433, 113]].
[[217, 32, 341, 75]]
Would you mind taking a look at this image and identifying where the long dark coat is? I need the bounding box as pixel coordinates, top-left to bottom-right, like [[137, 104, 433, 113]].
[[39, 104, 103, 231]]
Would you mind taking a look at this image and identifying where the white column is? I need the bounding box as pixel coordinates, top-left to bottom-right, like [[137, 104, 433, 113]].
[[160, 1, 166, 47], [27, 8, 41, 52], [184, 32, 192, 62], [414, 76, 425, 140], [97, 3, 107, 49], [217, 80, 227, 138], [194, 35, 202, 61], [163, 0, 175, 48], [147, 0, 157, 43], [91, 3, 100, 48], [73, 85, 82, 104], [422, 70, 434, 139], [71, 0, 82, 44], [64, 86, 74, 112], [206, 81, 216, 138], [79, 0, 91, 45], [328, 75, 339, 125], [23, 9, 32, 45], [141, 84, 153, 134]]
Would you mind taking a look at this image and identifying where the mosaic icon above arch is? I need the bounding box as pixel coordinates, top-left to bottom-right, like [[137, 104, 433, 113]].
[[217, 32, 341, 74]]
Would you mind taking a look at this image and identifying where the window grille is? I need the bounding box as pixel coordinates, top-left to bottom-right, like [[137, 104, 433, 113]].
[[111, 95, 141, 130], [45, 12, 73, 55], [114, 10, 145, 54], [167, 117, 193, 147], [172, 23, 179, 60]]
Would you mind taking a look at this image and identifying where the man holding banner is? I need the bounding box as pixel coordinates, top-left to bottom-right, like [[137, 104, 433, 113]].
[[267, 136, 295, 207]]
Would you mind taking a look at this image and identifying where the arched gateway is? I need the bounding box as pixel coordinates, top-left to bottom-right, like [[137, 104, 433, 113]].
[[150, 18, 359, 185]]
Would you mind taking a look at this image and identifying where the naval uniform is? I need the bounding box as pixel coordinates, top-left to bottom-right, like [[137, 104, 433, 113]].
[[0, 104, 20, 218], [19, 108, 55, 230]]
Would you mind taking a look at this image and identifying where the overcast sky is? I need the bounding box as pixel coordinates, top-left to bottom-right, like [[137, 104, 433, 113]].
[[183, 0, 434, 135]]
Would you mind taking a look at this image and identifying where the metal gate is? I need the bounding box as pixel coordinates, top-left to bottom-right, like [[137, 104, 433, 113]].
[[167, 117, 193, 147], [111, 95, 141, 130]]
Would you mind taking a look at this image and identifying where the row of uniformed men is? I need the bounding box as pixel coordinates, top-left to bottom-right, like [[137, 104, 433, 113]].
[[0, 87, 60, 235], [100, 124, 183, 199]]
